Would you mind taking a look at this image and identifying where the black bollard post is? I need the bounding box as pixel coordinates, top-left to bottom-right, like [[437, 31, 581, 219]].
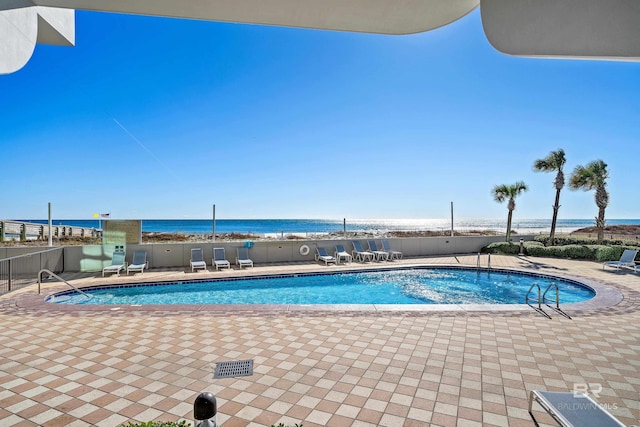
[[194, 392, 217, 427]]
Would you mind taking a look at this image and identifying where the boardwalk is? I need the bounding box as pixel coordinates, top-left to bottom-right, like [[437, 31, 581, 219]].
[[0, 255, 638, 426]]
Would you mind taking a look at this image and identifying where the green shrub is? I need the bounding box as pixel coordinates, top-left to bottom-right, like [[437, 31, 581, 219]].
[[562, 245, 597, 259], [487, 242, 638, 262], [594, 245, 639, 262], [534, 235, 640, 248], [523, 241, 544, 253], [523, 242, 547, 257], [484, 242, 520, 255]]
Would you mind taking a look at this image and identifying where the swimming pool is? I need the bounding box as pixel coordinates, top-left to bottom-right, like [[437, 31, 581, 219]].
[[46, 267, 595, 305]]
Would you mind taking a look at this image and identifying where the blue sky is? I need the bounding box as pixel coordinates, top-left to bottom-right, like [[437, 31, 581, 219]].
[[1, 8, 638, 221]]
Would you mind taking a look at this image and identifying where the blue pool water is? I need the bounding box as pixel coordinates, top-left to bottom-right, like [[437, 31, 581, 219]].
[[48, 268, 594, 305]]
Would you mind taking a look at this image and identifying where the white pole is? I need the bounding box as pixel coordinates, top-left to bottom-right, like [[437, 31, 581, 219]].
[[212, 204, 216, 242], [450, 201, 454, 237], [48, 202, 52, 247]]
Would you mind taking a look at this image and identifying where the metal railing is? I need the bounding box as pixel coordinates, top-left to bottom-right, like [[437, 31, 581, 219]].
[[0, 248, 64, 295], [476, 252, 491, 269], [542, 283, 560, 310], [38, 269, 90, 299], [0, 220, 101, 242], [526, 283, 541, 309]]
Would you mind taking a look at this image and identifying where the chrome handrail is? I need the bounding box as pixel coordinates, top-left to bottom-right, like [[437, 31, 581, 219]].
[[526, 283, 541, 309], [543, 283, 560, 310], [38, 269, 90, 299], [477, 253, 491, 269]]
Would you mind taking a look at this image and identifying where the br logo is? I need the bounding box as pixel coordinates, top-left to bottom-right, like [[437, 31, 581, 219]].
[[573, 383, 602, 398]]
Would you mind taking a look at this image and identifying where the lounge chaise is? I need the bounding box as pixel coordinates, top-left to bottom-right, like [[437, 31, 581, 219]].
[[127, 250, 148, 275], [190, 248, 207, 272], [352, 241, 375, 263], [213, 247, 231, 270], [528, 390, 626, 427], [334, 245, 352, 264], [236, 247, 254, 269], [602, 249, 638, 271], [315, 247, 337, 265], [381, 239, 403, 260], [367, 240, 389, 261], [102, 250, 126, 277]]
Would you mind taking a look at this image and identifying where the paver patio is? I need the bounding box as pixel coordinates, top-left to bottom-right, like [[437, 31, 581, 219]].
[[1, 255, 638, 427]]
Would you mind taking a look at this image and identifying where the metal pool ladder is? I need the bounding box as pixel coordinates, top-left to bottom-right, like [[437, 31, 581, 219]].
[[38, 269, 91, 299], [526, 283, 560, 310], [476, 252, 491, 269], [526, 283, 542, 308], [542, 283, 560, 310]]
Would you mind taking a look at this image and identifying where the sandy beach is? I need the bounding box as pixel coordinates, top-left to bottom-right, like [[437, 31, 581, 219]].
[[4, 224, 640, 247]]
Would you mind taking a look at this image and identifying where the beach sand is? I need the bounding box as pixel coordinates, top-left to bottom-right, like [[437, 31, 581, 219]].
[[3, 225, 640, 247]]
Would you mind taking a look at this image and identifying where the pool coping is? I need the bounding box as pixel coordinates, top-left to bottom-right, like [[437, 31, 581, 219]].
[[12, 263, 625, 315]]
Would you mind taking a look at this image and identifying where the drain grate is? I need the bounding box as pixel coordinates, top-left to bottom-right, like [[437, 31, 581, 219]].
[[214, 359, 254, 379]]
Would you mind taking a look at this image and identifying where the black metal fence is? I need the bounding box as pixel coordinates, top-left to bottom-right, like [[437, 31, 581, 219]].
[[0, 248, 64, 295]]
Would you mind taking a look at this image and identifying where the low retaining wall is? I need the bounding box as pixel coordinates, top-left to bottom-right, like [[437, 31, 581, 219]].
[[53, 235, 535, 272]]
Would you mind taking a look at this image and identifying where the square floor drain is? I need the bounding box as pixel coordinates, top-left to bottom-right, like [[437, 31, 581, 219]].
[[214, 359, 254, 379]]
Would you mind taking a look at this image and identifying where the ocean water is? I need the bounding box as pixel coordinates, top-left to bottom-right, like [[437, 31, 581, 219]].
[[18, 218, 640, 235]]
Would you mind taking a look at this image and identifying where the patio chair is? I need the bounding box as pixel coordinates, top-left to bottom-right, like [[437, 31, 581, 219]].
[[236, 247, 254, 269], [602, 249, 638, 270], [127, 250, 148, 275], [334, 245, 352, 264], [381, 239, 403, 260], [528, 390, 626, 427], [190, 248, 207, 272], [102, 250, 126, 277], [213, 247, 231, 270], [367, 240, 389, 261], [315, 247, 337, 265], [352, 241, 375, 263]]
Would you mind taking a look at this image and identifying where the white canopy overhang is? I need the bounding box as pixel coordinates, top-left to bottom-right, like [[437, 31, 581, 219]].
[[1, 0, 639, 74]]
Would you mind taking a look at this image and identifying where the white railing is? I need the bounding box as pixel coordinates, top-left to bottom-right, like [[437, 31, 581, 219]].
[[0, 220, 100, 242]]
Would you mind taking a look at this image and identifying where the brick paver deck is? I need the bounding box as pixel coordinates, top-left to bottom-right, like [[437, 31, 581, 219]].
[[1, 255, 638, 426]]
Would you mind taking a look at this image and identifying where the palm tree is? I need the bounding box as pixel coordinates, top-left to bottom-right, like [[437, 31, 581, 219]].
[[492, 181, 528, 242], [533, 149, 566, 246], [569, 160, 609, 243]]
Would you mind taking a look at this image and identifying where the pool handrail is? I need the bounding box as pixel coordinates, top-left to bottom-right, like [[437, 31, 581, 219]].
[[543, 283, 560, 309], [38, 269, 91, 299], [526, 283, 541, 309]]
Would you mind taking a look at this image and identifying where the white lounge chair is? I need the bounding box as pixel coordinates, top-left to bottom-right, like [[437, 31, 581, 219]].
[[528, 390, 626, 427], [367, 240, 389, 261], [602, 249, 638, 270], [236, 247, 254, 269], [127, 250, 148, 275], [213, 247, 230, 270], [190, 248, 207, 272], [352, 241, 375, 263], [381, 239, 403, 260], [334, 245, 352, 264], [315, 247, 336, 265], [102, 250, 126, 277]]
